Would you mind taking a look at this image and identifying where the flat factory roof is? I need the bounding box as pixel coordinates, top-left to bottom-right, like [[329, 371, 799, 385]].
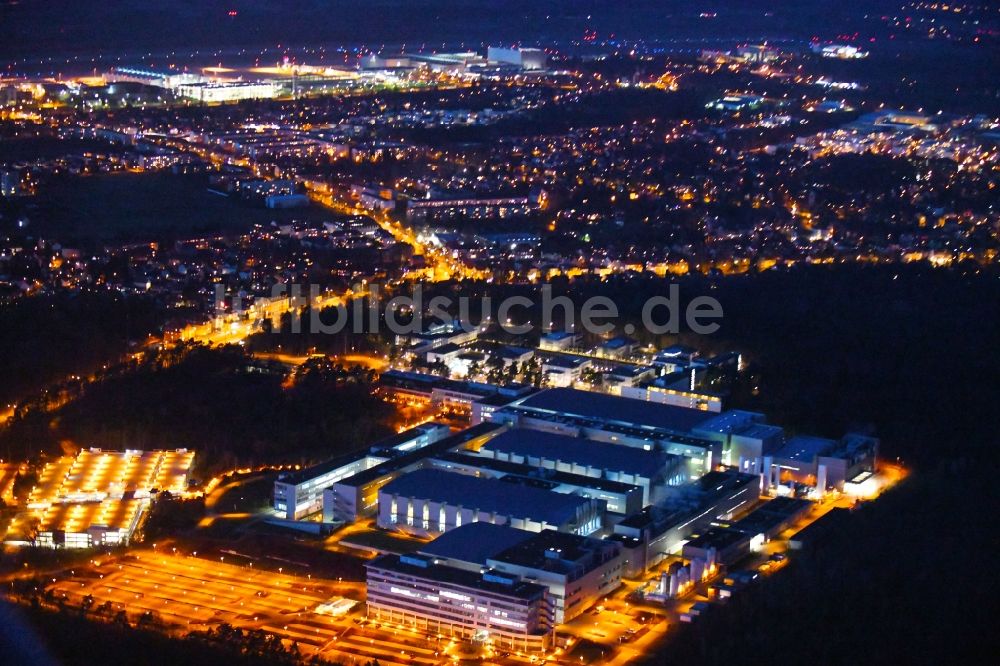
[[771, 435, 838, 463], [368, 553, 546, 601], [380, 468, 595, 526], [685, 527, 748, 551], [344, 422, 504, 487], [420, 523, 535, 564], [431, 451, 639, 495], [490, 529, 612, 576], [481, 429, 670, 479], [515, 388, 714, 433]]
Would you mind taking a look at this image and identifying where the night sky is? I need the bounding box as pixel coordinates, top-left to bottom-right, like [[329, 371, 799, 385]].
[[1, 1, 900, 60]]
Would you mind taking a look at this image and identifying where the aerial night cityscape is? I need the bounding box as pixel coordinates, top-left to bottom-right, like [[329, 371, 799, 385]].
[[0, 1, 996, 664]]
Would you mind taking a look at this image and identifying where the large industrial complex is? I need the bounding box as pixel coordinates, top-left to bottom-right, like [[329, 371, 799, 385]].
[[268, 372, 879, 651], [5, 6, 974, 658], [99, 46, 550, 106]]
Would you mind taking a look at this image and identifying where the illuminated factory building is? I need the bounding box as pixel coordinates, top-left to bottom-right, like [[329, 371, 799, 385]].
[[272, 423, 450, 519], [176, 81, 279, 103], [108, 66, 207, 89], [366, 552, 555, 652], [421, 524, 624, 623], [377, 468, 606, 537], [486, 46, 548, 71], [366, 522, 623, 651], [269, 386, 880, 649]]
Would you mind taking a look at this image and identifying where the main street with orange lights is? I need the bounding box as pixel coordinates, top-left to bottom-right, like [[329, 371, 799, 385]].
[[305, 183, 490, 283], [167, 183, 488, 350]]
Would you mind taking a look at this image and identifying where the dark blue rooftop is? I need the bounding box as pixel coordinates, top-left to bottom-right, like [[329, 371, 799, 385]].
[[482, 429, 669, 479], [515, 388, 714, 433], [381, 468, 595, 526], [419, 523, 534, 564]]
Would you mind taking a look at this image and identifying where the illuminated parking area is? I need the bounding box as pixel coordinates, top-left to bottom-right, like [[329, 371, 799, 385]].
[[28, 456, 75, 507], [6, 449, 195, 548], [41, 552, 442, 665], [0, 462, 24, 504], [153, 450, 196, 494], [30, 498, 146, 548], [122, 451, 162, 493], [48, 552, 338, 626], [62, 449, 129, 498], [27, 449, 194, 505]]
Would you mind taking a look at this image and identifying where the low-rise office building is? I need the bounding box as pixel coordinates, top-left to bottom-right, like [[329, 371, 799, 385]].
[[419, 524, 624, 623], [728, 496, 813, 545], [273, 423, 450, 519], [380, 369, 533, 414], [486, 47, 548, 71], [540, 355, 590, 387], [604, 365, 658, 393], [620, 381, 724, 412], [323, 423, 506, 523], [366, 552, 554, 652], [691, 410, 779, 469], [537, 331, 578, 352]]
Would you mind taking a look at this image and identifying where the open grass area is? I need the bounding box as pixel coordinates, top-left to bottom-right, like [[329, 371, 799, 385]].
[[338, 528, 427, 556], [0, 136, 121, 162], [25, 172, 335, 246]]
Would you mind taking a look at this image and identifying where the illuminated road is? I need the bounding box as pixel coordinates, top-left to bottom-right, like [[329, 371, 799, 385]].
[[251, 352, 388, 372], [172, 188, 489, 349], [175, 290, 355, 348], [305, 186, 490, 283], [335, 354, 390, 371]]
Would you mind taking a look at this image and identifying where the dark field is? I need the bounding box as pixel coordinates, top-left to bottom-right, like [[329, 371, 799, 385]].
[[0, 136, 122, 162], [24, 172, 334, 246]]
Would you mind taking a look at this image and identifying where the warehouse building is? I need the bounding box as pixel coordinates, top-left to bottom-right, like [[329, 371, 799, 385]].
[[612, 470, 760, 571], [682, 527, 751, 567], [762, 433, 878, 492], [475, 428, 685, 505], [427, 451, 643, 516], [377, 468, 605, 537], [487, 388, 722, 474]]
